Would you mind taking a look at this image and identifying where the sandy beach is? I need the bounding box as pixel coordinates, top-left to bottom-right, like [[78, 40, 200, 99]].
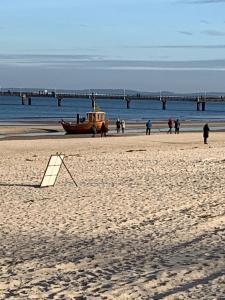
[[0, 132, 225, 299]]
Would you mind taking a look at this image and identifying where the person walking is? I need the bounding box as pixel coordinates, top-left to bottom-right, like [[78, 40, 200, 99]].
[[203, 123, 210, 144], [121, 120, 125, 134], [167, 118, 173, 134], [116, 118, 121, 134], [146, 119, 152, 135], [100, 122, 107, 137], [174, 119, 180, 134]]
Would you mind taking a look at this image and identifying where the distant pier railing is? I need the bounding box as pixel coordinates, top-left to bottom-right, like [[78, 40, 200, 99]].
[[1, 90, 225, 111]]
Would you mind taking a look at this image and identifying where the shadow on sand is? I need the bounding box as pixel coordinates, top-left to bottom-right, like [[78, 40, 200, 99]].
[[1, 221, 225, 298], [0, 183, 40, 188]]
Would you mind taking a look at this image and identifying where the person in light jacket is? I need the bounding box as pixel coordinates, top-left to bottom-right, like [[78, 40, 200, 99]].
[[121, 120, 125, 134], [116, 118, 121, 134]]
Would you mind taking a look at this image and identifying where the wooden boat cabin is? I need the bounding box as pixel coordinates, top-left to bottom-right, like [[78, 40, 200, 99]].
[[87, 111, 105, 123], [60, 111, 109, 134]]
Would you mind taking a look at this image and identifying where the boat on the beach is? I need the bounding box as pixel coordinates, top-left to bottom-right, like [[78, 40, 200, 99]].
[[60, 111, 109, 134]]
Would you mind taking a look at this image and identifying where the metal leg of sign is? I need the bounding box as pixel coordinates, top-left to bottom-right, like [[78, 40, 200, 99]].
[[58, 154, 78, 187]]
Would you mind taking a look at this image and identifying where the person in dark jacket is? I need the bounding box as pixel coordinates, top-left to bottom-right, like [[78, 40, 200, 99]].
[[167, 118, 173, 134], [203, 123, 210, 144], [174, 119, 180, 134], [146, 120, 152, 135], [100, 122, 107, 137]]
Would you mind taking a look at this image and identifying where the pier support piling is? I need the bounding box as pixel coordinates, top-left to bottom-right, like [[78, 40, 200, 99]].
[[196, 98, 200, 111], [126, 98, 131, 109], [57, 97, 62, 107], [21, 95, 26, 105], [202, 102, 206, 111], [28, 97, 32, 105], [196, 97, 206, 111], [162, 98, 167, 110]]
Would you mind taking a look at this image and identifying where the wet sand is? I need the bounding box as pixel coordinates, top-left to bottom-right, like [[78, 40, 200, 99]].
[[1, 120, 225, 137], [0, 133, 225, 299]]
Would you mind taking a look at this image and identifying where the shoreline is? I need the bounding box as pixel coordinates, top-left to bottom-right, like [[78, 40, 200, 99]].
[[1, 120, 225, 140]]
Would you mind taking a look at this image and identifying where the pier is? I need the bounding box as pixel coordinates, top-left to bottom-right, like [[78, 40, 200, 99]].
[[1, 90, 225, 111]]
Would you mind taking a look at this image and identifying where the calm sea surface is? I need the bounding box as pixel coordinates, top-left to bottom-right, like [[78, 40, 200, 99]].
[[0, 96, 225, 123]]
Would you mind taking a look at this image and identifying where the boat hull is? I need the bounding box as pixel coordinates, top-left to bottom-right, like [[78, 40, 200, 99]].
[[60, 120, 108, 134]]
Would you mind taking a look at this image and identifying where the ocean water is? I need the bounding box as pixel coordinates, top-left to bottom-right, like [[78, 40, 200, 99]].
[[1, 96, 225, 123]]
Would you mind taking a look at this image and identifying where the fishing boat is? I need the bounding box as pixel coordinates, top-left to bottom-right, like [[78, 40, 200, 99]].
[[60, 111, 109, 134]]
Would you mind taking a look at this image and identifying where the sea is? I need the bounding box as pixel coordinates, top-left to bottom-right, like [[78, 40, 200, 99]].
[[1, 96, 225, 124]]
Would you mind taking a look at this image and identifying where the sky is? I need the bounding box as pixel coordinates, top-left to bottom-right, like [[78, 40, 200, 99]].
[[0, 0, 225, 92]]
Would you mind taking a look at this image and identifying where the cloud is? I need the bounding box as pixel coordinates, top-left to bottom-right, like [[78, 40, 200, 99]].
[[1, 54, 225, 71], [0, 54, 105, 65], [183, 0, 225, 3], [200, 19, 210, 24], [95, 59, 225, 71], [201, 29, 225, 36], [78, 23, 89, 28], [125, 44, 225, 49], [178, 31, 193, 35]]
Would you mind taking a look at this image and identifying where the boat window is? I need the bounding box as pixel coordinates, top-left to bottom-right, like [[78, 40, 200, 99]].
[[99, 114, 104, 121], [98, 113, 104, 121], [87, 112, 105, 122], [87, 114, 92, 122]]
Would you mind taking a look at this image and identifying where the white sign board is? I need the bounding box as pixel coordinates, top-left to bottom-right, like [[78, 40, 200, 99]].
[[40, 154, 64, 187]]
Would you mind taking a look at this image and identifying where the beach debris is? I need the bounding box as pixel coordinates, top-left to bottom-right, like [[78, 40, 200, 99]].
[[126, 149, 146, 153]]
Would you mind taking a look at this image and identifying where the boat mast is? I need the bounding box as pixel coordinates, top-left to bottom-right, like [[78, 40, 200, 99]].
[[91, 92, 96, 111]]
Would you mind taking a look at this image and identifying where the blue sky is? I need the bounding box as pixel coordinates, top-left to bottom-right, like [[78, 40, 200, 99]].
[[1, 0, 225, 92]]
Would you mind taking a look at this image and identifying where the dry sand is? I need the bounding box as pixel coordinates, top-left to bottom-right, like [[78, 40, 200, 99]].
[[0, 133, 225, 299]]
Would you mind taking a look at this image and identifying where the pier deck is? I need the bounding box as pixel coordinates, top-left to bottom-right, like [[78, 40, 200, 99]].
[[1, 91, 225, 111]]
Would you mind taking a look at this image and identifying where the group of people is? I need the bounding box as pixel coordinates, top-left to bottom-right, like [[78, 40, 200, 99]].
[[147, 118, 210, 144], [167, 118, 180, 134], [116, 119, 126, 134], [92, 122, 107, 137], [93, 117, 210, 144], [145, 118, 181, 135], [167, 118, 210, 143]]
